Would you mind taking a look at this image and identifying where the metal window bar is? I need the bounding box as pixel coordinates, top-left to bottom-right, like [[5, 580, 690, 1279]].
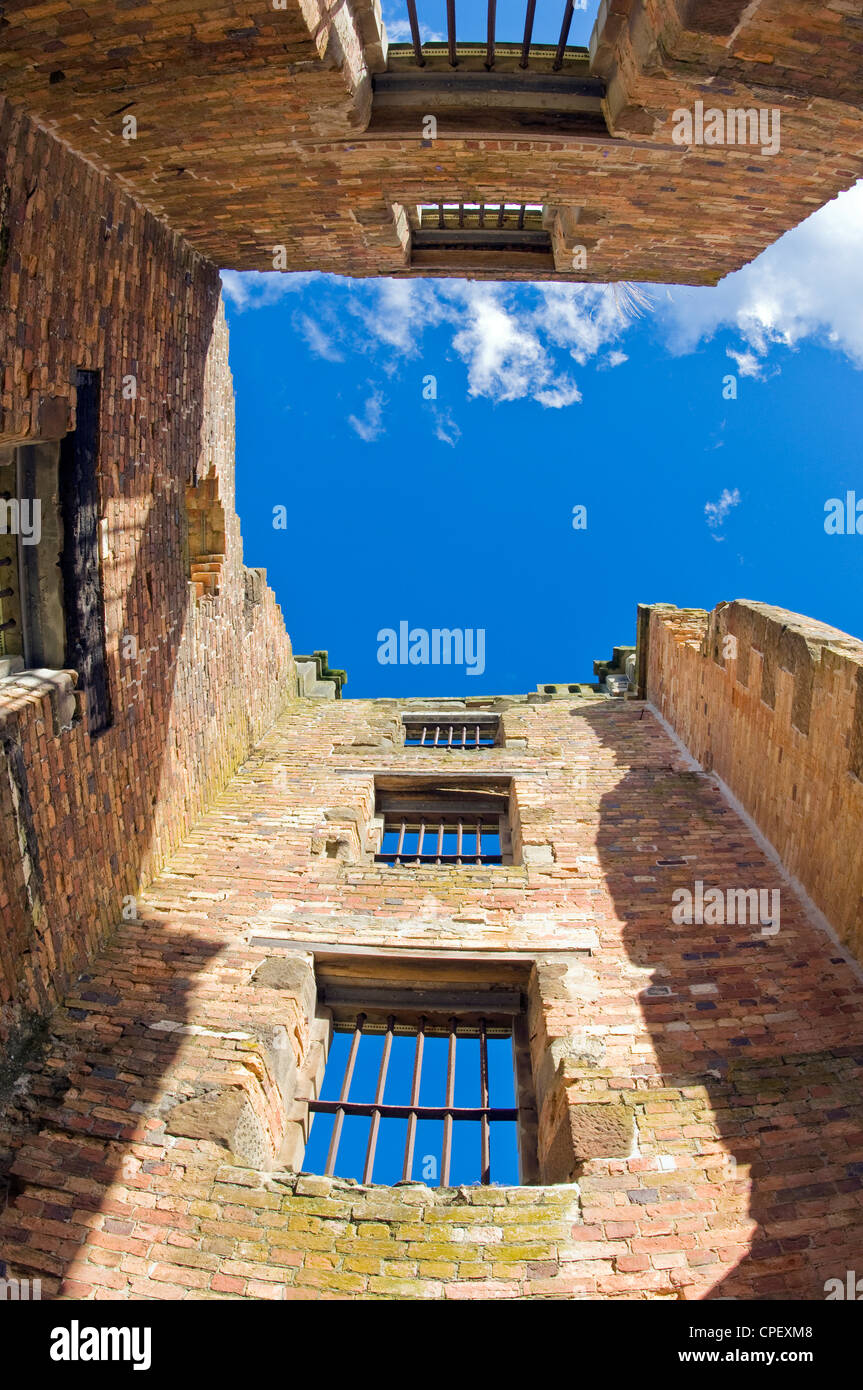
[[520, 0, 536, 68], [363, 1014, 395, 1183], [392, 0, 583, 70], [486, 0, 496, 69], [324, 1012, 365, 1176], [553, 0, 575, 70], [417, 202, 543, 233], [405, 0, 425, 65], [404, 720, 497, 747], [307, 1014, 517, 1185], [377, 814, 502, 864]]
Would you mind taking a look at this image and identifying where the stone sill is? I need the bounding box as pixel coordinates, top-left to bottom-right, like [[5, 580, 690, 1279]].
[[0, 665, 79, 732]]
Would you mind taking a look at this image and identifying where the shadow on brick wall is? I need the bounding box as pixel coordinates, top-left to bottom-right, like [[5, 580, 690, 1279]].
[[587, 704, 863, 1300], [0, 911, 226, 1297]]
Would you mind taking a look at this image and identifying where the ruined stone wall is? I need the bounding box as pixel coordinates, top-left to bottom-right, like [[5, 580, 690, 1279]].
[[2, 692, 863, 1299], [2, 2, 863, 282], [644, 600, 863, 965], [0, 104, 297, 1040]]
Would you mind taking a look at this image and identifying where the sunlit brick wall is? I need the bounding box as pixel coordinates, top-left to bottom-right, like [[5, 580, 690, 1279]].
[[4, 691, 862, 1299], [645, 599, 863, 963]]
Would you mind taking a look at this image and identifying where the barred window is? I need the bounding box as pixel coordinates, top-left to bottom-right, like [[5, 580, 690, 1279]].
[[410, 201, 553, 271], [374, 779, 513, 865], [303, 1011, 520, 1186], [403, 713, 500, 748]]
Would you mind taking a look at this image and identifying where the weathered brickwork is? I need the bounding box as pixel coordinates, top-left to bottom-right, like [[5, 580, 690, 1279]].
[[3, 4, 863, 1306], [2, 1, 863, 282], [644, 600, 863, 964], [2, 693, 862, 1299], [0, 103, 297, 1038]]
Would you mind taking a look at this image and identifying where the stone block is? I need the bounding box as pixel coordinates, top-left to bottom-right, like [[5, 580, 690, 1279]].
[[165, 1087, 269, 1167]]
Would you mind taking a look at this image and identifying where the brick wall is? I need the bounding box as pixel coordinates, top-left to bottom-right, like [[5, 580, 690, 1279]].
[[2, 2, 863, 282], [2, 691, 862, 1298], [644, 600, 863, 963], [0, 104, 297, 1040]]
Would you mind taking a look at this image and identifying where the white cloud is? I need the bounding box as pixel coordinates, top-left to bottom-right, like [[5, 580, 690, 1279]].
[[726, 347, 763, 379], [445, 283, 588, 406], [340, 278, 630, 406], [384, 17, 443, 42], [532, 283, 625, 366], [348, 388, 386, 442], [705, 487, 741, 533], [221, 272, 636, 410], [432, 408, 461, 447], [355, 278, 445, 356], [221, 179, 863, 408], [297, 313, 343, 362], [220, 270, 320, 312], [662, 181, 863, 366]]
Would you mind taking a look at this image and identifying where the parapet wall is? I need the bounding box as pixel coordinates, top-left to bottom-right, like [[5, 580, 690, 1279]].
[[0, 105, 296, 1041], [643, 599, 863, 963]]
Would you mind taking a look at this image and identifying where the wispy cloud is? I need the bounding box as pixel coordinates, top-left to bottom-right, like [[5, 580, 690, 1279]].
[[384, 17, 443, 42], [220, 178, 863, 414], [661, 181, 863, 367], [348, 387, 386, 442], [382, 2, 443, 44], [297, 313, 343, 362], [705, 487, 741, 538], [431, 407, 461, 447], [726, 347, 764, 379], [220, 269, 321, 312], [339, 279, 625, 408], [450, 286, 578, 405]]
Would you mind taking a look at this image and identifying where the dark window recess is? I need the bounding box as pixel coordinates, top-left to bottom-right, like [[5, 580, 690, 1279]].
[[1, 441, 67, 671], [59, 370, 111, 735], [375, 780, 513, 865], [403, 713, 500, 748], [304, 1012, 518, 1186]]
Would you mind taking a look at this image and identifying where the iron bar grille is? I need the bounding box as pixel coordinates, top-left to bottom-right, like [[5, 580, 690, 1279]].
[[403, 718, 498, 748], [418, 201, 543, 231], [305, 1013, 518, 1185], [376, 813, 503, 864], [399, 0, 583, 69]]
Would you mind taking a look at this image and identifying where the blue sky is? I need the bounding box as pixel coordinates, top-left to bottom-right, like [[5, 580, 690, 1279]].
[[304, 1028, 519, 1186], [379, 0, 601, 48], [222, 180, 863, 699]]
